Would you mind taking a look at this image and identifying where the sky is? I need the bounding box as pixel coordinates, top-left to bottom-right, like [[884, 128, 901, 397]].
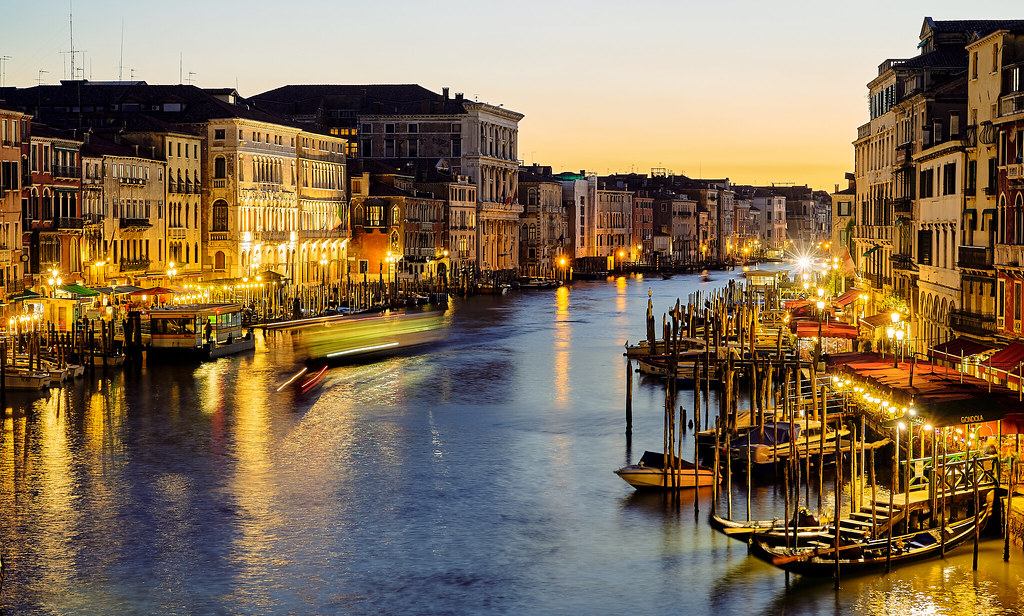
[[2, 0, 1022, 191]]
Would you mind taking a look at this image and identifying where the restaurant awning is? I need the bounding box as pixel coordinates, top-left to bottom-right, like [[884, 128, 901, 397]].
[[928, 337, 994, 363], [980, 342, 1024, 371], [129, 287, 176, 296], [58, 283, 100, 297], [8, 289, 41, 302], [93, 285, 144, 295], [832, 288, 862, 307], [915, 393, 1009, 428], [790, 318, 859, 339], [859, 312, 896, 328]]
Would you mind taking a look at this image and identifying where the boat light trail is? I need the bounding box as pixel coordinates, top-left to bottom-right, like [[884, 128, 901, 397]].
[[326, 342, 400, 358], [276, 367, 308, 391]]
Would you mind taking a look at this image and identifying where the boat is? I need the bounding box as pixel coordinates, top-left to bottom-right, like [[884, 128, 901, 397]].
[[614, 450, 717, 490], [517, 277, 560, 289], [701, 270, 711, 282], [148, 303, 254, 360], [749, 491, 994, 576], [89, 352, 126, 367], [624, 336, 704, 358], [710, 511, 827, 547], [729, 419, 850, 470], [2, 369, 51, 390]]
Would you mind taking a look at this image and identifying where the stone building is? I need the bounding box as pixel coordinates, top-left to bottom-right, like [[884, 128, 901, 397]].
[[0, 106, 27, 294]]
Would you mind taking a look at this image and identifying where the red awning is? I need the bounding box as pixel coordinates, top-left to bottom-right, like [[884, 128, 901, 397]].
[[785, 300, 811, 309], [860, 312, 896, 328], [928, 337, 993, 362], [790, 318, 859, 340], [981, 342, 1024, 371], [832, 288, 862, 307]]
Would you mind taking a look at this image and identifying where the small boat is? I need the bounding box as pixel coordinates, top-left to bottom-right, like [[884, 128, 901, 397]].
[[730, 419, 850, 469], [710, 511, 827, 547], [614, 450, 717, 490], [750, 492, 994, 576], [89, 353, 126, 367], [3, 369, 51, 390], [700, 270, 711, 282]]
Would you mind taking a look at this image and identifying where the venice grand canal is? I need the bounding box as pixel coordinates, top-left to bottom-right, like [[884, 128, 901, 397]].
[[0, 272, 1022, 615]]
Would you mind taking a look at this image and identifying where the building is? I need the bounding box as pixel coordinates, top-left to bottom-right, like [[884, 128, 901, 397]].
[[518, 165, 568, 276], [0, 106, 27, 295]]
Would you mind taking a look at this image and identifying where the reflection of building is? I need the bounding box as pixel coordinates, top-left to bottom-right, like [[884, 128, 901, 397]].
[[0, 106, 27, 295]]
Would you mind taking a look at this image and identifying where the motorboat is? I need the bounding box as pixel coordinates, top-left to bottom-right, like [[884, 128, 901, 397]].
[[614, 451, 717, 490], [729, 419, 850, 469], [2, 369, 51, 390]]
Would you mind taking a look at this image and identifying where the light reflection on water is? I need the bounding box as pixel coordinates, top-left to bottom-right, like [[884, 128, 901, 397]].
[[0, 272, 1021, 615]]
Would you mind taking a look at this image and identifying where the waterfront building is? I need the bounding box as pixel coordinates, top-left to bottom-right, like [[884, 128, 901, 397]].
[[295, 130, 348, 288], [120, 118, 205, 285], [251, 85, 523, 275], [23, 124, 83, 289], [631, 192, 653, 267], [79, 133, 167, 287], [852, 18, 1024, 349], [518, 166, 568, 276], [990, 27, 1024, 340], [830, 174, 856, 263], [753, 189, 787, 254], [347, 164, 408, 288], [0, 106, 27, 295], [416, 166, 478, 283]]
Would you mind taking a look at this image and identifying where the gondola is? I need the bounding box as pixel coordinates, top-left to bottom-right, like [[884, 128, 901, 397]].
[[749, 491, 993, 576], [709, 511, 827, 547]]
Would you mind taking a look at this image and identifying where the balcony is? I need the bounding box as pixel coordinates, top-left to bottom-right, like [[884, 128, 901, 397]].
[[254, 230, 290, 242], [300, 229, 347, 240], [958, 245, 993, 270], [119, 218, 152, 230], [119, 176, 146, 186], [995, 244, 1024, 268], [893, 197, 912, 214], [52, 165, 80, 179], [209, 231, 231, 242], [119, 258, 150, 272], [54, 217, 85, 230], [212, 179, 226, 188], [857, 123, 871, 140], [169, 228, 187, 239], [948, 309, 997, 337], [83, 213, 104, 225], [999, 92, 1024, 118], [1008, 164, 1024, 180], [890, 253, 916, 271]]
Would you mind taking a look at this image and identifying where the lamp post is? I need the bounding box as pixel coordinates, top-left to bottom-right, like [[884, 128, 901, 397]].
[[887, 311, 902, 368], [816, 298, 826, 366]]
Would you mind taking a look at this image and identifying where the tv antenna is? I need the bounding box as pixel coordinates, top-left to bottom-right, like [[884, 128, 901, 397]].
[[0, 56, 11, 88], [37, 69, 48, 85]]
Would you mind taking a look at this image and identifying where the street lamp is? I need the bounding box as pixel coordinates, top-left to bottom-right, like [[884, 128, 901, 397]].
[[47, 268, 62, 297], [816, 298, 826, 365]]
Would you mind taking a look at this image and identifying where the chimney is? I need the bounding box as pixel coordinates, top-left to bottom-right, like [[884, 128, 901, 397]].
[[360, 89, 367, 105], [443, 87, 449, 100], [455, 92, 463, 102]]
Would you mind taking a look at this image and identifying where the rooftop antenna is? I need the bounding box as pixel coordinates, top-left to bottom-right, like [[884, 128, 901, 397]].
[[118, 18, 124, 81], [69, 0, 74, 80], [37, 69, 48, 85], [187, 71, 196, 85], [0, 56, 11, 88]]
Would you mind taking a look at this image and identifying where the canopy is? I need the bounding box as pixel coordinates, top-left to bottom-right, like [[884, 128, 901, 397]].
[[928, 337, 993, 363], [790, 318, 858, 339], [8, 289, 41, 302], [860, 312, 898, 328], [58, 283, 100, 297], [93, 285, 144, 295], [832, 288, 863, 307], [130, 287, 176, 296], [980, 342, 1024, 372]]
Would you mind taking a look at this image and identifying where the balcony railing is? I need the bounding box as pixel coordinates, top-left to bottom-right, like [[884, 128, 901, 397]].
[[948, 309, 997, 337], [958, 245, 993, 269], [212, 179, 226, 188], [119, 218, 152, 230], [893, 197, 912, 214], [119, 258, 151, 272], [209, 231, 231, 242], [995, 244, 1024, 268], [254, 230, 290, 242], [890, 253, 915, 271], [999, 92, 1024, 118], [300, 229, 346, 239], [52, 165, 81, 179], [54, 217, 85, 229], [119, 176, 146, 186]]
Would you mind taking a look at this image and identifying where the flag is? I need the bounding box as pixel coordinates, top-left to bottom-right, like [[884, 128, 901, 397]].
[[330, 204, 345, 230], [843, 247, 856, 275]]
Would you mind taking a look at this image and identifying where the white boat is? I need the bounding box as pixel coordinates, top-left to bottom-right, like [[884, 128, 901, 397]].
[[89, 353, 126, 367], [3, 369, 51, 390], [67, 364, 85, 378], [614, 451, 717, 490]]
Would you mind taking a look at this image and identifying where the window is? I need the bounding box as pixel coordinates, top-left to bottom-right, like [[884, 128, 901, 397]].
[[214, 129, 225, 140], [361, 139, 372, 158], [451, 123, 460, 133], [942, 162, 956, 195], [966, 160, 977, 195], [385, 139, 395, 158], [917, 229, 932, 266], [362, 124, 372, 134], [451, 138, 461, 158], [972, 51, 979, 79], [212, 200, 229, 231], [837, 201, 851, 217], [408, 124, 418, 133], [919, 168, 935, 199], [385, 123, 395, 134], [407, 139, 418, 157], [214, 156, 226, 179]]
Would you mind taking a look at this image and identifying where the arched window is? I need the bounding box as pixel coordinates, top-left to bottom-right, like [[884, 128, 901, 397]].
[[214, 251, 225, 270], [212, 200, 229, 232], [185, 242, 190, 264]]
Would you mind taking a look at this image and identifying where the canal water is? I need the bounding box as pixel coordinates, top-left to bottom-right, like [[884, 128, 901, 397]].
[[1, 271, 1022, 615]]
